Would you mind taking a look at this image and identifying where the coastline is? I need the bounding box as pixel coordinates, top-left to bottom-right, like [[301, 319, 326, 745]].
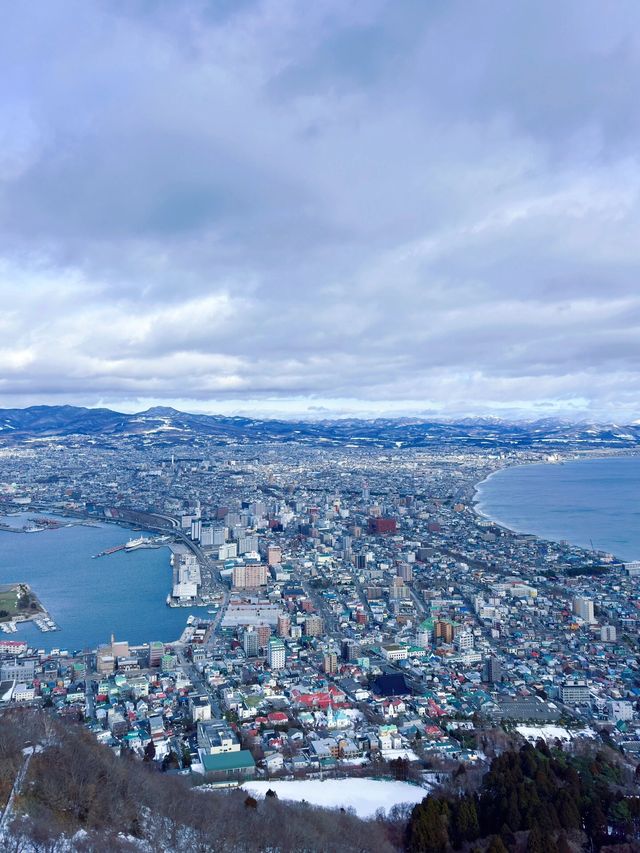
[[470, 452, 640, 564], [0, 511, 202, 651]]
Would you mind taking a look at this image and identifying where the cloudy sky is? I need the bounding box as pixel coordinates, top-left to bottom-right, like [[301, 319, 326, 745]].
[[1, 0, 639, 420]]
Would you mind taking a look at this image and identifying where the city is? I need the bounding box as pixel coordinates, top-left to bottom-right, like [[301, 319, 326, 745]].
[[1, 436, 639, 801]]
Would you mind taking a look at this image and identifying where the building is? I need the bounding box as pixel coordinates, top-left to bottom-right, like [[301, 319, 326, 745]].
[[625, 561, 640, 577], [601, 624, 617, 642], [256, 624, 272, 648], [435, 621, 454, 644], [389, 576, 410, 600], [198, 720, 240, 754], [277, 613, 291, 637], [342, 639, 361, 662], [397, 564, 413, 582], [484, 655, 502, 684], [200, 524, 214, 548], [560, 680, 590, 705], [380, 643, 408, 662], [0, 657, 36, 682], [148, 641, 164, 667], [323, 652, 338, 674], [267, 637, 286, 670], [190, 695, 212, 723], [455, 630, 474, 652], [609, 700, 633, 722], [304, 615, 324, 637], [238, 535, 258, 555], [200, 750, 256, 782], [243, 629, 259, 657], [573, 596, 596, 624], [232, 564, 268, 589], [367, 517, 397, 535], [267, 545, 282, 566]]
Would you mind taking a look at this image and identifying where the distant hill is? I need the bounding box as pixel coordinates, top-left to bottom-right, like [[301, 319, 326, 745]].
[[0, 404, 639, 449]]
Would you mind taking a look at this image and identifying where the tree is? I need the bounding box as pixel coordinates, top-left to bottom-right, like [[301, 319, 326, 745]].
[[406, 798, 450, 853], [143, 740, 156, 762], [486, 836, 509, 853], [526, 825, 557, 853]]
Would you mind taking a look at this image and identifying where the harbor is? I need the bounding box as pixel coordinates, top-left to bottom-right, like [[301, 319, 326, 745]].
[[0, 582, 59, 634], [0, 513, 209, 650], [93, 534, 170, 558]]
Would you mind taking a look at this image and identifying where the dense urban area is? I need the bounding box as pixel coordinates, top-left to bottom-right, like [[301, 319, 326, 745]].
[[1, 425, 640, 851]]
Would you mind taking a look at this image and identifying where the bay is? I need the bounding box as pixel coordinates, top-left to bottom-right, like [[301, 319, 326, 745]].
[[475, 455, 640, 562], [0, 512, 206, 651]]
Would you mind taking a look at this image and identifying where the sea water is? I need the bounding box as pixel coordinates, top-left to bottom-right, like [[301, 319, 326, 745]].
[[475, 456, 640, 562], [0, 512, 206, 651]]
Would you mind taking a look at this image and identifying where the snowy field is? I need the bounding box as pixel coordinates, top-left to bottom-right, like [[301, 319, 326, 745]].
[[242, 778, 428, 819], [516, 725, 596, 744]]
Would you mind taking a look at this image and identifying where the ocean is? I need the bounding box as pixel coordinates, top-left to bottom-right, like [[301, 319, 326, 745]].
[[0, 512, 206, 651], [475, 455, 640, 562]]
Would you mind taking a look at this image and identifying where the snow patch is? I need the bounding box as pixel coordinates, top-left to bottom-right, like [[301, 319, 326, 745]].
[[242, 778, 428, 819]]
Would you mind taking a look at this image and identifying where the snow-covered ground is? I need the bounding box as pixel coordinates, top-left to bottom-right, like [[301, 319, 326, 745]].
[[242, 778, 428, 819], [516, 724, 597, 744]]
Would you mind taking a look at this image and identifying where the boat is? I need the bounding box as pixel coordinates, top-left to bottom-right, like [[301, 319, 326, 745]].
[[125, 536, 149, 550]]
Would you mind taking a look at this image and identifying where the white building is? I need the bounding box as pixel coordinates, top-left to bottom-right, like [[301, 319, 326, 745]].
[[572, 596, 595, 624], [267, 637, 286, 670]]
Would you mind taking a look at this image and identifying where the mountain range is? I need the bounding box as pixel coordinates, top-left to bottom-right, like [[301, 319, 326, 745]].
[[1, 405, 639, 449]]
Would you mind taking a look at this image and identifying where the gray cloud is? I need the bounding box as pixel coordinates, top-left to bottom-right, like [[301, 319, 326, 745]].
[[0, 0, 639, 419]]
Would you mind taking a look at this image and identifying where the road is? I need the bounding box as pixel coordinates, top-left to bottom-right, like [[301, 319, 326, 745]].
[[0, 747, 35, 836]]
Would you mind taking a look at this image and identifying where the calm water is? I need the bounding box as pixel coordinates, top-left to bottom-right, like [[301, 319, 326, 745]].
[[475, 456, 640, 562], [0, 513, 205, 652]]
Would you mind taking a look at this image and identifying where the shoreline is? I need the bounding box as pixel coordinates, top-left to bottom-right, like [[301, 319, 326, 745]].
[[0, 582, 58, 635], [470, 452, 640, 564], [0, 511, 200, 651]]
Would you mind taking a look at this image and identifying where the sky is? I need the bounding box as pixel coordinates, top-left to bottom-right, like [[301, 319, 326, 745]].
[[1, 0, 640, 421]]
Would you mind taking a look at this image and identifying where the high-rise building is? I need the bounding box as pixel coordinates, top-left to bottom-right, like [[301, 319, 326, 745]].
[[243, 629, 259, 657], [200, 524, 214, 548], [573, 596, 595, 624], [389, 576, 410, 600], [601, 624, 617, 642], [267, 545, 282, 566], [238, 535, 259, 555], [397, 563, 413, 582], [148, 641, 164, 667], [233, 564, 268, 588], [341, 639, 361, 662], [304, 615, 324, 637], [190, 518, 202, 542], [213, 527, 227, 546], [267, 637, 286, 670], [560, 680, 590, 704], [484, 655, 502, 684], [435, 621, 454, 644], [256, 624, 271, 648], [277, 613, 291, 638], [323, 652, 338, 674]]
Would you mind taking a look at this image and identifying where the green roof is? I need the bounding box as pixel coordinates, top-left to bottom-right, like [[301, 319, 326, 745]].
[[202, 750, 256, 773]]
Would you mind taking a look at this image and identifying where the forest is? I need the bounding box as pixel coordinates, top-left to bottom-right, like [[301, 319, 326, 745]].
[[0, 709, 398, 852], [406, 740, 640, 852]]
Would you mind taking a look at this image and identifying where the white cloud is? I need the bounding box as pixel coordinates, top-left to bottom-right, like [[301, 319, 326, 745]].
[[0, 0, 640, 419]]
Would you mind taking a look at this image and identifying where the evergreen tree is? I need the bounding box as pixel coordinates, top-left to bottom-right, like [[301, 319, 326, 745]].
[[486, 835, 508, 853]]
